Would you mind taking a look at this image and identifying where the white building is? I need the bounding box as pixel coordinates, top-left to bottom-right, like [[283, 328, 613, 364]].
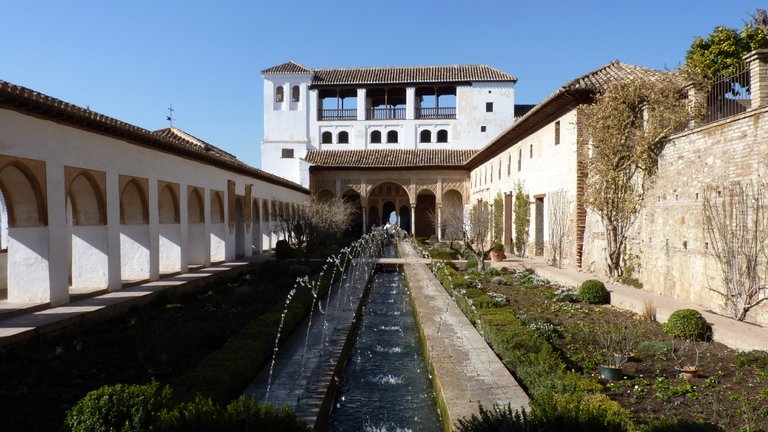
[[261, 61, 518, 186]]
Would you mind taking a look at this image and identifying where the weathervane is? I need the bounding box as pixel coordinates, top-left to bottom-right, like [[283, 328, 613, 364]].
[[167, 104, 175, 127]]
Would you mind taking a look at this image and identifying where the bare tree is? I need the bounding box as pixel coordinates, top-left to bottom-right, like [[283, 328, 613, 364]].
[[513, 181, 530, 258], [426, 194, 464, 253], [465, 200, 492, 271], [702, 181, 768, 321], [274, 196, 355, 259], [582, 73, 689, 277], [548, 188, 572, 268]]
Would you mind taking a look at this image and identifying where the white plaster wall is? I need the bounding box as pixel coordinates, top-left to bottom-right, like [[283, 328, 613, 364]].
[[210, 223, 226, 262], [469, 109, 579, 263], [120, 226, 150, 281], [457, 82, 516, 147], [8, 227, 50, 302], [71, 226, 109, 289], [0, 251, 6, 290], [159, 225, 181, 274], [187, 224, 207, 265]]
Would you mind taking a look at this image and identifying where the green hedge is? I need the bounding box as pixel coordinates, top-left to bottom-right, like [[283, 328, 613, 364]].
[[662, 309, 711, 341], [431, 266, 635, 431]]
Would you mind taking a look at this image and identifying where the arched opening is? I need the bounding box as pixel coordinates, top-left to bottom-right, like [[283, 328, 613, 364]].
[[0, 160, 49, 303], [386, 130, 398, 143], [321, 131, 333, 144], [368, 182, 410, 235], [419, 130, 432, 143], [291, 85, 300, 102], [120, 178, 150, 283], [158, 183, 181, 275], [368, 205, 379, 228], [187, 187, 206, 266], [338, 131, 349, 144], [370, 130, 382, 144], [415, 189, 436, 238], [275, 86, 284, 102], [262, 199, 271, 250], [399, 205, 411, 234], [67, 172, 108, 294], [235, 199, 245, 259], [436, 129, 448, 143], [382, 201, 396, 225]]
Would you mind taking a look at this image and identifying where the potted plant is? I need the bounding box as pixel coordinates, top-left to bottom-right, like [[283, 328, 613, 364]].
[[490, 242, 506, 262], [595, 324, 640, 381]]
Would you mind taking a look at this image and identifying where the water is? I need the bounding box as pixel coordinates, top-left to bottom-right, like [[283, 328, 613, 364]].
[[328, 247, 442, 431]]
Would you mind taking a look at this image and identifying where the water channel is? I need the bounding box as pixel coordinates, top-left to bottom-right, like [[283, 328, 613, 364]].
[[327, 245, 442, 431]]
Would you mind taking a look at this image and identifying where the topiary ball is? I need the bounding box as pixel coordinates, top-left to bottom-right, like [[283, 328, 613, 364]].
[[579, 279, 610, 304], [662, 309, 711, 340]]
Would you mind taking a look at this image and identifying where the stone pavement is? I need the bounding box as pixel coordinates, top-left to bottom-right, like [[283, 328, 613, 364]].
[[400, 243, 530, 428], [491, 256, 768, 353]]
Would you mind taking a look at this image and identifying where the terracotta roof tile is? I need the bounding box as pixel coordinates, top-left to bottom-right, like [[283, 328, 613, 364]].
[[262, 62, 517, 85], [260, 61, 313, 74], [0, 79, 308, 193], [305, 149, 476, 168]]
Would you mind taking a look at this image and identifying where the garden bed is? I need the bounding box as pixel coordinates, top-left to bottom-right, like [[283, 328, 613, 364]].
[[431, 260, 768, 431]]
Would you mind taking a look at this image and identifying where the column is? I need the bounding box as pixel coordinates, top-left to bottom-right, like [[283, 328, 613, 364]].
[[361, 198, 368, 234], [106, 171, 122, 289], [437, 203, 443, 241], [744, 49, 768, 108], [147, 176, 159, 280], [406, 87, 416, 120], [179, 182, 189, 272], [46, 161, 68, 305], [410, 204, 416, 236], [357, 88, 367, 120]]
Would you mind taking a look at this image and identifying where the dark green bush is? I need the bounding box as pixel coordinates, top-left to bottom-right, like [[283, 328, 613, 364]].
[[456, 404, 537, 432], [64, 381, 173, 432], [430, 249, 460, 260], [465, 256, 479, 271], [579, 279, 610, 304], [275, 240, 294, 260], [662, 309, 711, 341]]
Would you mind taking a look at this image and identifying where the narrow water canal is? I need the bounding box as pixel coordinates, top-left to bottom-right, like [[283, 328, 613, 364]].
[[327, 247, 442, 431]]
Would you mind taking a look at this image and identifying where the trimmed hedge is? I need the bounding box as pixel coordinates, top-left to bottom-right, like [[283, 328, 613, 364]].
[[579, 279, 610, 304], [662, 309, 711, 341], [431, 265, 634, 431]]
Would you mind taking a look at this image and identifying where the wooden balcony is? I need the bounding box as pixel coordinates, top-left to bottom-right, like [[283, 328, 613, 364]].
[[416, 107, 456, 119], [366, 107, 405, 120], [318, 108, 357, 121]]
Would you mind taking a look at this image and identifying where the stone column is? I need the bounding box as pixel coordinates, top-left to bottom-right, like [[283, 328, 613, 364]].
[[437, 203, 443, 241], [744, 49, 768, 108], [410, 204, 416, 236]]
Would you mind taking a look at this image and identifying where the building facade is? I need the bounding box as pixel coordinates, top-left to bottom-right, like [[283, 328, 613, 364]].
[[261, 61, 517, 187]]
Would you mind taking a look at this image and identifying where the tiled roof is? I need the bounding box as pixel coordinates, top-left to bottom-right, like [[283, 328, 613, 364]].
[[466, 61, 669, 168], [262, 62, 517, 85], [0, 79, 308, 193], [260, 61, 313, 74], [305, 149, 476, 168]]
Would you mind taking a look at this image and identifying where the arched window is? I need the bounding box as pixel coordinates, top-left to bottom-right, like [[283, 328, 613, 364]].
[[275, 86, 284, 102], [291, 85, 300, 102], [338, 131, 349, 144], [321, 131, 333, 144], [436, 129, 448, 143], [386, 130, 398, 143], [419, 130, 432, 143], [370, 130, 382, 143]]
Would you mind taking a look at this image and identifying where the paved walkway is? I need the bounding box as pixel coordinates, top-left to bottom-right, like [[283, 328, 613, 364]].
[[491, 256, 768, 352], [400, 243, 530, 428]]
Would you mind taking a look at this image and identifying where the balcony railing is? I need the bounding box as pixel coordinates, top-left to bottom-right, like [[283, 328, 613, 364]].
[[416, 107, 456, 119], [704, 63, 751, 125], [318, 108, 357, 121], [366, 107, 405, 120]]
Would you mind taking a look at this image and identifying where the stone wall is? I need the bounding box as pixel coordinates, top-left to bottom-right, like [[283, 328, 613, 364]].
[[582, 106, 768, 325]]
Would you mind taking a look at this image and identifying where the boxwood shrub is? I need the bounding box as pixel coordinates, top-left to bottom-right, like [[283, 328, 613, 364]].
[[579, 279, 610, 304], [662, 309, 711, 341]]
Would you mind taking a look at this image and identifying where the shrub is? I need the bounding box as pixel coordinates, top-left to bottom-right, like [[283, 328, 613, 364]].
[[662, 309, 711, 341], [64, 381, 173, 432], [465, 256, 479, 271], [734, 349, 768, 369], [579, 279, 610, 304], [455, 404, 538, 432], [274, 240, 294, 260]]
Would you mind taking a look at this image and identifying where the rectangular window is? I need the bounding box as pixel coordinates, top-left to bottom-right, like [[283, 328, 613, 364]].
[[554, 120, 561, 145], [507, 154, 511, 176], [481, 125, 486, 132], [281, 148, 294, 159], [485, 102, 493, 112], [517, 149, 522, 171], [529, 144, 533, 158]]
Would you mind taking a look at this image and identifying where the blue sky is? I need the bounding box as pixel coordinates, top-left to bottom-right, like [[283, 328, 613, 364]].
[[1, 1, 764, 169]]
